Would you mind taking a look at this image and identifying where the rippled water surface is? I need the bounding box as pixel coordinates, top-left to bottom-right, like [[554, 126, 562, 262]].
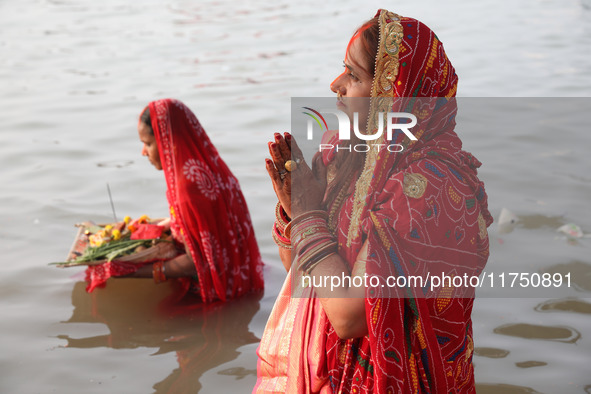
[[1, 0, 590, 392]]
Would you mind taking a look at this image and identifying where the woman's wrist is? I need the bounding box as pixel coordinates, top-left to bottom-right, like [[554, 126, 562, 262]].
[[290, 210, 338, 274], [152, 261, 167, 283], [272, 202, 292, 249], [275, 202, 291, 230]]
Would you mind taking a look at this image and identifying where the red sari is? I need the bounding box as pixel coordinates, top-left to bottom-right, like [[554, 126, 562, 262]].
[[150, 98, 264, 303], [84, 100, 264, 301], [256, 9, 491, 393]]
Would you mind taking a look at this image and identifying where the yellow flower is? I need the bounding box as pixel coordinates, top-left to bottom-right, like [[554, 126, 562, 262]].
[[112, 229, 121, 240], [89, 233, 104, 247], [124, 216, 131, 225], [139, 214, 150, 224]]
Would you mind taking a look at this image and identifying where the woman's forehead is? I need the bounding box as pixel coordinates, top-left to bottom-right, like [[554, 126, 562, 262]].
[[345, 36, 370, 75], [138, 122, 154, 138]]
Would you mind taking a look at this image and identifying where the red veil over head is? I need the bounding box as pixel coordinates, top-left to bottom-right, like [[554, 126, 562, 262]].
[[320, 10, 492, 393], [149, 98, 264, 303], [255, 10, 492, 394]]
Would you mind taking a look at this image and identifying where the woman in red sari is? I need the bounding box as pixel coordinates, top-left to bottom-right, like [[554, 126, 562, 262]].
[[132, 98, 264, 303], [256, 9, 492, 393]]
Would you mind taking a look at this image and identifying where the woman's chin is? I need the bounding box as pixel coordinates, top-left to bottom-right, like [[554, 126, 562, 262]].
[[150, 161, 163, 171]]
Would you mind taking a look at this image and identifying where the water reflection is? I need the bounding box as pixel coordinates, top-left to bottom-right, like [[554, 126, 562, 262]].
[[475, 383, 542, 394], [516, 214, 566, 230], [543, 261, 591, 292], [493, 323, 581, 344], [535, 297, 591, 315], [96, 160, 134, 168], [60, 280, 262, 392], [514, 361, 547, 368], [473, 347, 510, 358]]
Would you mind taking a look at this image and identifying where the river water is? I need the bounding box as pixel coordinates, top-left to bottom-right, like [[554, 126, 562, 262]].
[[1, 0, 590, 392]]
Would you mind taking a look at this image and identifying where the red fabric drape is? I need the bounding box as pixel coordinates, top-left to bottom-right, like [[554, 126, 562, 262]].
[[85, 99, 264, 300], [258, 10, 492, 393], [150, 99, 264, 303], [321, 11, 492, 393]]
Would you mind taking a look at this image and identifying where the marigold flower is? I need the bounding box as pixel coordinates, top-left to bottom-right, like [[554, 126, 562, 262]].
[[89, 233, 104, 247]]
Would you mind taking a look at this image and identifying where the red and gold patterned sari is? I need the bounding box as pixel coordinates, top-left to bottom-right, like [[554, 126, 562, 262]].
[[256, 10, 492, 393]]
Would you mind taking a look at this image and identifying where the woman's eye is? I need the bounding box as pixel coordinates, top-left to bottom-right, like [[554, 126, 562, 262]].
[[347, 72, 359, 81], [342, 63, 359, 81]]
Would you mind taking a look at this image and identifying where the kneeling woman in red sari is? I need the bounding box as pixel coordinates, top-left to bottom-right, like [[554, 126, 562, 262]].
[[256, 9, 492, 393], [132, 98, 264, 303]]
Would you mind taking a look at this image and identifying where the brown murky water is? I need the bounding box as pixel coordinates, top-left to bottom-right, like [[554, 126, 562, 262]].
[[1, 0, 590, 392], [61, 281, 262, 392]]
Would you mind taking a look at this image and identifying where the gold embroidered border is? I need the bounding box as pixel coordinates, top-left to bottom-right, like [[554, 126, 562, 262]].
[[347, 10, 404, 246]]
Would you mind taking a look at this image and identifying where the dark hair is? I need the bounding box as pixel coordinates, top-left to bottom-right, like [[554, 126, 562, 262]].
[[140, 106, 154, 136], [357, 16, 380, 77], [325, 17, 379, 208]]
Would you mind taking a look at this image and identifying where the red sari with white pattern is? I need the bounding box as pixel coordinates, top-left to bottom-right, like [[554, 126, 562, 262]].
[[323, 10, 493, 393], [150, 98, 264, 303], [256, 9, 492, 394]]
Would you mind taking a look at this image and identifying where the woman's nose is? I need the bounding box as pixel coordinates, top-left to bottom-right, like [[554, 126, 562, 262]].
[[141, 145, 148, 156], [330, 71, 347, 95]]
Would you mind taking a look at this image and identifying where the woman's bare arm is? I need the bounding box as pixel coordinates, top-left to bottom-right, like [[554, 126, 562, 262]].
[[278, 247, 291, 272], [307, 241, 368, 340], [266, 133, 368, 340], [124, 245, 197, 279], [279, 240, 368, 340]]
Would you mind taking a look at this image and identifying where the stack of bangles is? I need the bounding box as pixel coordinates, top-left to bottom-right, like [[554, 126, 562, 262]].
[[272, 202, 338, 274], [152, 261, 167, 284], [290, 210, 338, 274], [272, 202, 292, 250]]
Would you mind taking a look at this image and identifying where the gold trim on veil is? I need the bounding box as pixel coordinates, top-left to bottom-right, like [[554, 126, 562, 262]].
[[346, 10, 406, 246]]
